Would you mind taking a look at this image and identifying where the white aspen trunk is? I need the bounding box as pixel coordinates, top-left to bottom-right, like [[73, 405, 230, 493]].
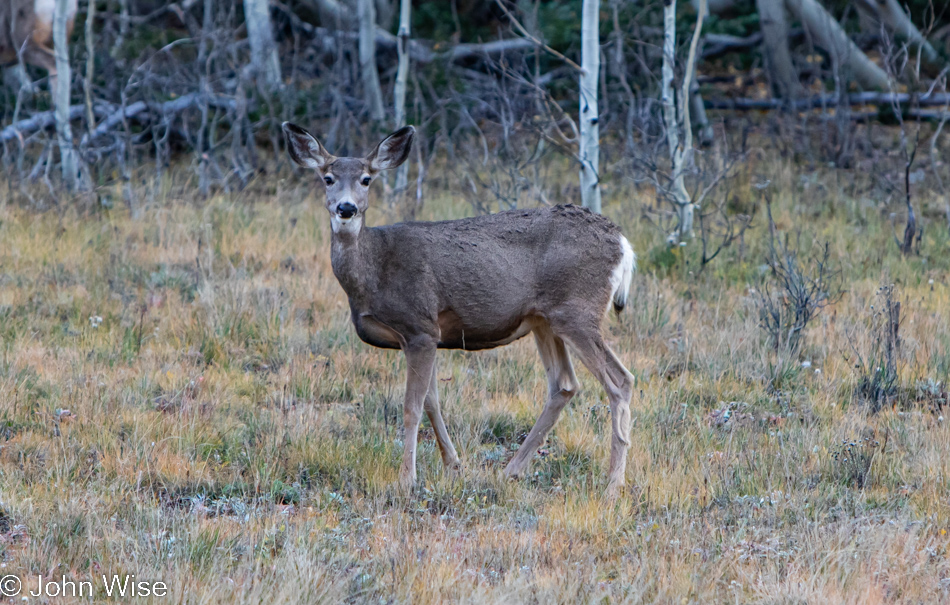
[[244, 0, 282, 90], [112, 0, 129, 57], [855, 0, 939, 67], [393, 0, 411, 191], [375, 0, 396, 32], [359, 0, 386, 122], [579, 0, 601, 213], [53, 0, 79, 190], [786, 0, 891, 89], [85, 0, 96, 134], [689, 61, 713, 145], [307, 0, 357, 27], [756, 0, 803, 99], [662, 0, 704, 241]]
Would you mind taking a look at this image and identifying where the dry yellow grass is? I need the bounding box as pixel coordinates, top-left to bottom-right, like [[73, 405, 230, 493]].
[[0, 155, 949, 603]]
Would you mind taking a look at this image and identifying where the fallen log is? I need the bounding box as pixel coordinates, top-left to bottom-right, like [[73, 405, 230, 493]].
[[274, 1, 540, 65], [0, 105, 92, 144], [446, 38, 537, 63], [80, 93, 239, 147], [704, 92, 950, 110], [786, 0, 891, 90], [0, 95, 241, 146], [702, 32, 763, 58]]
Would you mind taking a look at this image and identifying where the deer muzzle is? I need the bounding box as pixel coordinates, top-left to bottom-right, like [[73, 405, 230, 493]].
[[337, 202, 358, 219]]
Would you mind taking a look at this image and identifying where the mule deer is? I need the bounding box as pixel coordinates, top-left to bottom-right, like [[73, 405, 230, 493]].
[[283, 123, 636, 498], [1, 0, 78, 87]]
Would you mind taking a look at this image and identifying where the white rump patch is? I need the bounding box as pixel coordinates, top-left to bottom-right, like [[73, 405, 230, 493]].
[[608, 235, 636, 314], [34, 0, 77, 24]]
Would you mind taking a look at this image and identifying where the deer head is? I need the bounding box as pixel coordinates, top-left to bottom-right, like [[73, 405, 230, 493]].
[[282, 122, 414, 235]]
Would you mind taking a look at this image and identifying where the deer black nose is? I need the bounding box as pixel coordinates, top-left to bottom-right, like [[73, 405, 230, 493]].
[[337, 202, 357, 219]]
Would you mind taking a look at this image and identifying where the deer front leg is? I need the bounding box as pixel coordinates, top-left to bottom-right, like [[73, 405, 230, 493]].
[[399, 337, 437, 490]]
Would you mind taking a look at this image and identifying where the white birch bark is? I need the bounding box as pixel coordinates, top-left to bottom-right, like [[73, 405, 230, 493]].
[[53, 0, 79, 190], [85, 0, 96, 134], [244, 0, 282, 90], [359, 0, 386, 122], [855, 0, 939, 67], [662, 0, 704, 241], [689, 60, 713, 145], [303, 0, 357, 28], [756, 0, 803, 99], [579, 0, 601, 213], [786, 0, 891, 89], [393, 0, 411, 191]]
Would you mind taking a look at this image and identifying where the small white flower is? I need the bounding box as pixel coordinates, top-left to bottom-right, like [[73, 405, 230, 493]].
[[801, 361, 812, 368], [814, 369, 821, 374], [929, 279, 935, 285]]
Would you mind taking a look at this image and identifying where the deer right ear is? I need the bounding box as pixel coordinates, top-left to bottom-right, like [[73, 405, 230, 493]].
[[282, 122, 333, 170], [366, 126, 415, 172]]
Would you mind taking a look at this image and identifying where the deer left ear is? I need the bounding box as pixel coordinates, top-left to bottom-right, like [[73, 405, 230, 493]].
[[282, 122, 334, 170], [366, 126, 414, 172]]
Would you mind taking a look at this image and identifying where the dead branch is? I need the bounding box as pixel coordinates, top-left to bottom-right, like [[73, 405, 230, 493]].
[[0, 105, 89, 144], [0, 95, 241, 147], [705, 92, 950, 110]]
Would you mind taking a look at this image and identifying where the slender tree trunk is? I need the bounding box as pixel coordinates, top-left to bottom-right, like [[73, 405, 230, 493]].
[[662, 0, 704, 241], [84, 0, 96, 136], [786, 0, 891, 89], [375, 0, 396, 32], [111, 0, 129, 58], [54, 0, 79, 190], [579, 0, 601, 213], [359, 0, 386, 122], [244, 0, 282, 90], [393, 0, 411, 191], [303, 0, 357, 28], [757, 0, 803, 100], [689, 52, 714, 145], [855, 0, 939, 67]]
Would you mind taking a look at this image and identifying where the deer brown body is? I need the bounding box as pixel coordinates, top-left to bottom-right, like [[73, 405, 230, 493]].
[[283, 122, 636, 498], [0, 0, 78, 84]]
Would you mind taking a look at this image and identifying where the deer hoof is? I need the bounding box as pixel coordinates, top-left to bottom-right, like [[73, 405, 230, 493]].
[[398, 471, 417, 492], [444, 459, 462, 477], [605, 481, 624, 502], [503, 459, 527, 480]]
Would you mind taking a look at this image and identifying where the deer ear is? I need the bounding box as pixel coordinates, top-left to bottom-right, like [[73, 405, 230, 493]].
[[366, 126, 414, 172], [282, 122, 333, 169]]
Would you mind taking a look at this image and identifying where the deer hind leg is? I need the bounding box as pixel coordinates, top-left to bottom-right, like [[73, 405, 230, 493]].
[[423, 362, 461, 473], [559, 326, 634, 500], [504, 322, 578, 480], [400, 337, 437, 490]]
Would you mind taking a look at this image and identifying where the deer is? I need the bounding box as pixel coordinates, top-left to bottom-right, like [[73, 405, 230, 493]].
[[282, 122, 637, 499], [0, 0, 78, 88]]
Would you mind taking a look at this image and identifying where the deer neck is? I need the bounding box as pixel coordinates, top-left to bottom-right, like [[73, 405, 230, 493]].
[[329, 218, 371, 297]]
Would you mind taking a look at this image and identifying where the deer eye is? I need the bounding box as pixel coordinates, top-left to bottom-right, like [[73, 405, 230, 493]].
[[323, 176, 334, 186], [361, 176, 371, 187]]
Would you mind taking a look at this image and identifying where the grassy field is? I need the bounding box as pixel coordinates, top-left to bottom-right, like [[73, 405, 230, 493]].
[[1, 150, 949, 603]]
